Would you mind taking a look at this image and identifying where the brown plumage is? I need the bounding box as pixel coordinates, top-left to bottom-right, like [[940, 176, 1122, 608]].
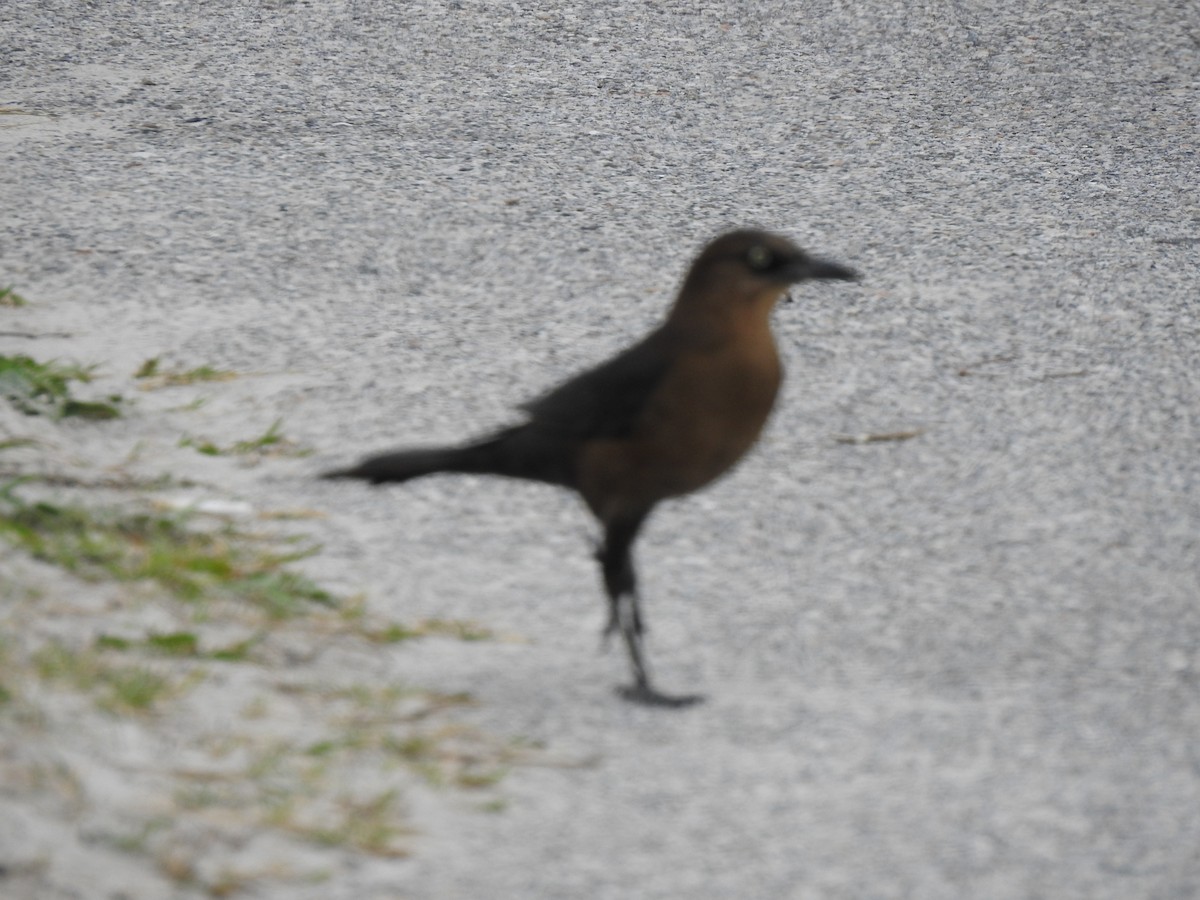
[[323, 229, 858, 706]]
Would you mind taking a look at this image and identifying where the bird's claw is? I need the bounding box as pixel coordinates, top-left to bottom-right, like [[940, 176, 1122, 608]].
[[617, 684, 705, 708]]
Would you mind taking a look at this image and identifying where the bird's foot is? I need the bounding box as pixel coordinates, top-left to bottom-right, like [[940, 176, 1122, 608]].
[[616, 684, 705, 708]]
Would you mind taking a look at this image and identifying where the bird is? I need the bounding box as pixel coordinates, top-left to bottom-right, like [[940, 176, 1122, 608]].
[[322, 229, 858, 707]]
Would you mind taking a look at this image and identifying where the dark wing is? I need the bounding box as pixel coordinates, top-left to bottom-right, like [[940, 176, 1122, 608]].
[[519, 327, 676, 440]]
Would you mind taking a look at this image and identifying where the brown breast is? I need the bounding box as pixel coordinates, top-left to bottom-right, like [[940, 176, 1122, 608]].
[[577, 326, 782, 520]]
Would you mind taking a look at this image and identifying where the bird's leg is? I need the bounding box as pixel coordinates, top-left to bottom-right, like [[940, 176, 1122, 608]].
[[597, 563, 642, 648], [617, 589, 649, 685], [598, 514, 703, 708], [597, 514, 644, 646], [594, 549, 620, 646], [605, 589, 644, 640]]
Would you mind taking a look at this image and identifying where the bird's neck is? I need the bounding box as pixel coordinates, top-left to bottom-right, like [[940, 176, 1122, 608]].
[[666, 285, 785, 345]]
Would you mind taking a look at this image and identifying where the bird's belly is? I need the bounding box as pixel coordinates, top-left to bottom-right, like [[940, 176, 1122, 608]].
[[645, 389, 776, 494]]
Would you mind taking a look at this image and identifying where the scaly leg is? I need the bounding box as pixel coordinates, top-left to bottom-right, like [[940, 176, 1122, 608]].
[[597, 514, 703, 708]]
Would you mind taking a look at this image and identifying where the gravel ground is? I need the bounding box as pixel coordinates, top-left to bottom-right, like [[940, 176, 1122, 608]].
[[2, 1, 1199, 897]]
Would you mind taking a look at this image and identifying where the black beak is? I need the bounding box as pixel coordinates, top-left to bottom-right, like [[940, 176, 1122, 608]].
[[770, 255, 860, 286], [804, 257, 860, 282]]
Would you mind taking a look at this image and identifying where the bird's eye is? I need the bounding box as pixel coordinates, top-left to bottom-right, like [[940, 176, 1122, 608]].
[[746, 245, 774, 270]]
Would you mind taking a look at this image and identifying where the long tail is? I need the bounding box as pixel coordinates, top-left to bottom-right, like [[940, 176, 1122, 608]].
[[321, 425, 574, 487]]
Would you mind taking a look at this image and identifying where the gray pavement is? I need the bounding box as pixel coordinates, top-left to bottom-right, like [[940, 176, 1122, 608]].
[[2, 1, 1199, 897]]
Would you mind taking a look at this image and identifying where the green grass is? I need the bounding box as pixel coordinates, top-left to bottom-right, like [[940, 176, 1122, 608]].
[[0, 639, 13, 708], [142, 632, 201, 656], [104, 817, 172, 855], [94, 631, 263, 664], [288, 686, 506, 791], [0, 438, 38, 452], [207, 634, 263, 662], [0, 337, 521, 883], [156, 682, 513, 868], [364, 619, 494, 643], [0, 286, 27, 307], [0, 354, 122, 419], [32, 641, 174, 714], [0, 483, 335, 618], [307, 790, 410, 856], [135, 357, 236, 388], [383, 722, 510, 789], [179, 419, 311, 459]]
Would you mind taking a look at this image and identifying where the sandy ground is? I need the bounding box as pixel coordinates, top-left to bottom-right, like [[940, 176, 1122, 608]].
[[2, 1, 1199, 897]]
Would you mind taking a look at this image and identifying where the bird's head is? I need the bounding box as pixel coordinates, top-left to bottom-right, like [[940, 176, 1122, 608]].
[[672, 229, 858, 321], [699, 229, 859, 286]]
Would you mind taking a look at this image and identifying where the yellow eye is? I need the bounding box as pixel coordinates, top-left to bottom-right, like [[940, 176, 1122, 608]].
[[746, 245, 773, 270]]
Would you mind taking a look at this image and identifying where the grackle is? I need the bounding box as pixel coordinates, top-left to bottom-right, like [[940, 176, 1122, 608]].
[[323, 229, 858, 706]]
